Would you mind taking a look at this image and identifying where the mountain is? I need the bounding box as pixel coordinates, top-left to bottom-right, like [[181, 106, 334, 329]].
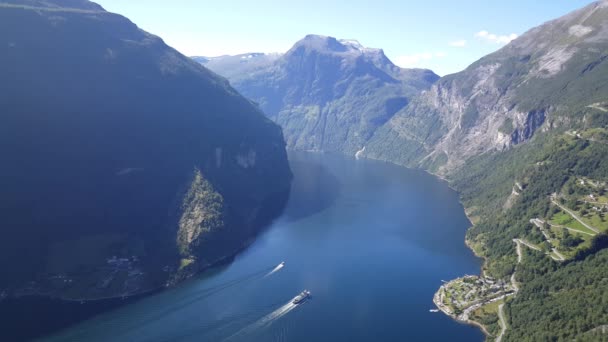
[[366, 0, 608, 174], [198, 2, 608, 340], [0, 0, 292, 300], [361, 1, 608, 340], [194, 52, 281, 81], [0, 0, 103, 10], [199, 35, 439, 155]]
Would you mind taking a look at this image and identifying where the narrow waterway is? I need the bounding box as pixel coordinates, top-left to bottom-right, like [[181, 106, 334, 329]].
[[41, 152, 483, 341]]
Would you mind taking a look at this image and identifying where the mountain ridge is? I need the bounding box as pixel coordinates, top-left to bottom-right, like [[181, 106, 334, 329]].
[[365, 0, 608, 174], [199, 34, 439, 155], [0, 0, 292, 301], [0, 0, 104, 11]]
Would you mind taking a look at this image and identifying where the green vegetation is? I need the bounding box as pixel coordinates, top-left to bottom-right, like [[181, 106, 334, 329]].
[[360, 3, 608, 340], [448, 132, 608, 340], [176, 169, 225, 259], [435, 274, 514, 336], [498, 118, 514, 135], [179, 258, 195, 271], [206, 34, 439, 155], [470, 299, 504, 337], [505, 249, 608, 341], [549, 211, 591, 233], [0, 0, 292, 301]]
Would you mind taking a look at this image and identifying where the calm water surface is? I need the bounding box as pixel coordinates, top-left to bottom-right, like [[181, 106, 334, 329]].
[[42, 152, 483, 342]]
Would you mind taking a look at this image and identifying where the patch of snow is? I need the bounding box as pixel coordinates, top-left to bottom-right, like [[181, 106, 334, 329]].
[[339, 39, 364, 50], [338, 39, 382, 55]]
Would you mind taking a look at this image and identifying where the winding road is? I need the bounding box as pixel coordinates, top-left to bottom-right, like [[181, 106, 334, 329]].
[[529, 219, 566, 261], [497, 239, 527, 342], [551, 200, 600, 233], [513, 238, 540, 251], [496, 303, 507, 342], [491, 197, 602, 341], [548, 223, 595, 236]]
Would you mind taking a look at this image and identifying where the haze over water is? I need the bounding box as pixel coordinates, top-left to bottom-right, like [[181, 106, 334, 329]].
[[43, 152, 483, 342]]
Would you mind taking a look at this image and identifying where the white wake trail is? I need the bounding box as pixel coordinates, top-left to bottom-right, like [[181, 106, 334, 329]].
[[223, 295, 299, 341], [264, 262, 285, 277], [256, 299, 297, 326]]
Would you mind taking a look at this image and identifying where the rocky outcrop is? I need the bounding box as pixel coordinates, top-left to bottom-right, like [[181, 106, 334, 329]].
[[176, 170, 225, 258], [366, 0, 608, 174]]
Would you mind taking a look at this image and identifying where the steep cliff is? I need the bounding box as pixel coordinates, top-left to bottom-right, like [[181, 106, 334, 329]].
[[367, 1, 608, 174], [0, 0, 291, 300]]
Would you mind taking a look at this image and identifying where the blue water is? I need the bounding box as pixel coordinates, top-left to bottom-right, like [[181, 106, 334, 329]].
[[42, 152, 483, 342]]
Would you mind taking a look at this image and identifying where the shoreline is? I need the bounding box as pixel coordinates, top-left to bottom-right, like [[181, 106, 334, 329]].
[[10, 151, 492, 340], [8, 236, 256, 305], [362, 153, 492, 339], [432, 283, 492, 339], [433, 288, 490, 337]]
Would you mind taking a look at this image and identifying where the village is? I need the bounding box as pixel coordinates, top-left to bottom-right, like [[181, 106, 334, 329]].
[[12, 254, 147, 302], [433, 275, 515, 321]]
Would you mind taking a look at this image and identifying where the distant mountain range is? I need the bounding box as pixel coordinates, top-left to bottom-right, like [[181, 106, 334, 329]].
[[195, 2, 608, 340], [0, 0, 291, 300], [198, 10, 608, 175], [193, 53, 281, 81], [196, 35, 438, 154], [2, 0, 608, 339]]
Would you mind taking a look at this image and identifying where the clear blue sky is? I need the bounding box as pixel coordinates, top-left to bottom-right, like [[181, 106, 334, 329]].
[[95, 0, 595, 75]]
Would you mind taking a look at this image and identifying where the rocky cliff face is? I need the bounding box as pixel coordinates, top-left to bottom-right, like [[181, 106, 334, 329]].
[[199, 35, 439, 155], [366, 0, 608, 174], [0, 0, 291, 300]]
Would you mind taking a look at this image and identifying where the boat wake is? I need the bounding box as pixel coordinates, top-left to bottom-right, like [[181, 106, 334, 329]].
[[264, 261, 285, 277], [111, 266, 275, 339], [256, 298, 298, 327], [223, 295, 300, 341]]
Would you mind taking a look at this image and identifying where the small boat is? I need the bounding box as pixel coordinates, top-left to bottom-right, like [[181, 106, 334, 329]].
[[280, 261, 285, 267], [429, 309, 439, 313], [293, 290, 311, 304]]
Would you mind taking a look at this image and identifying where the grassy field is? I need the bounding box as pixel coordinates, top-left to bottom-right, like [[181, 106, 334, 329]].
[[179, 258, 195, 270], [549, 211, 597, 235], [547, 225, 593, 259], [474, 299, 503, 315], [470, 298, 504, 337], [576, 210, 608, 233]]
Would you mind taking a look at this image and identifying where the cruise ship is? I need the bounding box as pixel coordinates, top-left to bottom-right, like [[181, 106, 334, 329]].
[[293, 290, 311, 304]]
